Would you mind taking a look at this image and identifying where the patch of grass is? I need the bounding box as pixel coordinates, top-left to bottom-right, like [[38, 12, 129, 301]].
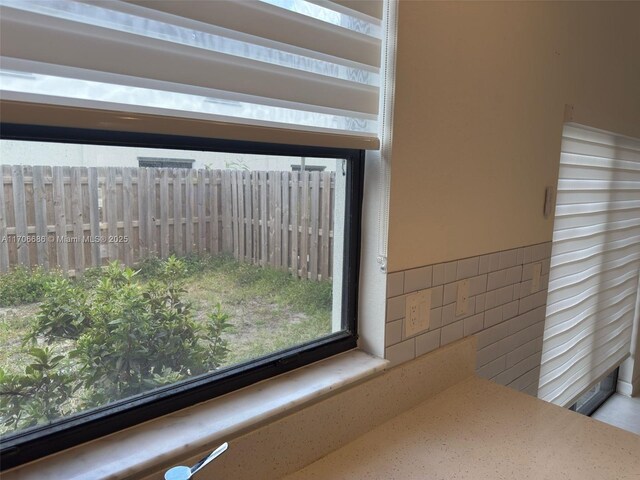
[[0, 266, 61, 307]]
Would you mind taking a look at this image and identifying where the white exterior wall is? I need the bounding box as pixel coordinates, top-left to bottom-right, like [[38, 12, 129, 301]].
[[0, 140, 337, 172]]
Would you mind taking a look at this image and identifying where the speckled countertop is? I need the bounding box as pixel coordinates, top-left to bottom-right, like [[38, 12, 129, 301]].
[[282, 377, 640, 480]]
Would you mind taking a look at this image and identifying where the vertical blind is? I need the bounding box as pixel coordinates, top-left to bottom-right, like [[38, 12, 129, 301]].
[[538, 124, 640, 407], [0, 0, 383, 149]]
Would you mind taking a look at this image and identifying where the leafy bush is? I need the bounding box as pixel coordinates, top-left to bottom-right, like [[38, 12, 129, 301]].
[[0, 266, 59, 307], [0, 347, 75, 431], [0, 257, 231, 432]]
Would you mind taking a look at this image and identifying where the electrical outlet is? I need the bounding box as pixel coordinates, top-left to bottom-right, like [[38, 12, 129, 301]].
[[405, 289, 431, 337], [455, 279, 469, 316], [531, 263, 542, 293]]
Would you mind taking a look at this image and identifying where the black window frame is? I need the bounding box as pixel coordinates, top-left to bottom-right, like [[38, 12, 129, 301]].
[[0, 123, 364, 470]]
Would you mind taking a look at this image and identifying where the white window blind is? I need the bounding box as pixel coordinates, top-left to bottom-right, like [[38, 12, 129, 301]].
[[538, 124, 640, 407], [0, 0, 383, 149]]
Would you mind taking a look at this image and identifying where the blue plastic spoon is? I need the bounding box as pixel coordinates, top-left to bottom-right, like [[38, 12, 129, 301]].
[[165, 442, 228, 480]]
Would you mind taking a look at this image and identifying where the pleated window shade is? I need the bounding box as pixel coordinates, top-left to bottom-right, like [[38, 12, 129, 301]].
[[0, 0, 383, 149], [538, 124, 640, 407]]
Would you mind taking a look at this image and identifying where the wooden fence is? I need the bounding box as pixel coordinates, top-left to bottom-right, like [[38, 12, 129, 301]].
[[0, 165, 335, 281]]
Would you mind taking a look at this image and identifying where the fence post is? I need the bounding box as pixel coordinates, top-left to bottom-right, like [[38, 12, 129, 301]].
[[0, 166, 9, 272]]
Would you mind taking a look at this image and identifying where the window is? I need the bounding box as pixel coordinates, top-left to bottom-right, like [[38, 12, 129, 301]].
[[0, 126, 364, 468], [0, 0, 385, 469]]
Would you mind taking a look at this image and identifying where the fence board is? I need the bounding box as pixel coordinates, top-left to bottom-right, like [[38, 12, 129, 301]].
[[260, 171, 268, 267], [12, 166, 29, 266], [88, 167, 101, 266], [231, 171, 240, 260], [281, 171, 290, 272], [251, 171, 259, 263], [243, 171, 251, 261], [52, 167, 69, 274], [185, 169, 194, 255], [321, 171, 331, 280], [310, 172, 320, 281], [71, 167, 85, 274], [268, 173, 276, 267], [0, 167, 9, 272], [221, 170, 232, 253], [290, 171, 299, 277], [137, 168, 148, 259], [274, 172, 282, 268], [32, 166, 49, 269], [197, 170, 206, 254], [238, 171, 246, 261], [160, 169, 170, 258], [210, 170, 219, 254], [106, 168, 119, 261], [122, 168, 133, 266], [173, 169, 183, 256], [300, 171, 310, 280]]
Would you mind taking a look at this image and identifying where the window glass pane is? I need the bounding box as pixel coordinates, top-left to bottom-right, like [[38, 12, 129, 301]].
[[0, 139, 348, 437]]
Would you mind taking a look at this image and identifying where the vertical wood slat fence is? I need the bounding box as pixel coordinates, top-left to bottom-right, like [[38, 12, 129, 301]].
[[0, 165, 335, 281]]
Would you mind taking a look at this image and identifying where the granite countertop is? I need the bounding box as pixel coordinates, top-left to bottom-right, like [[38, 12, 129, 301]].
[[282, 376, 640, 480]]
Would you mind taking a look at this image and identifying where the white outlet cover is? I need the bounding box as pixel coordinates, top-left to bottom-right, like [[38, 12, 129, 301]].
[[404, 289, 432, 338]]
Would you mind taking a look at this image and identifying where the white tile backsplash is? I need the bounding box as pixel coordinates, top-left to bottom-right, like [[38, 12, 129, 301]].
[[385, 241, 552, 396]]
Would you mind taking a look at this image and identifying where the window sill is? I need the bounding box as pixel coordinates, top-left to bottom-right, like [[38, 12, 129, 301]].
[[3, 350, 388, 480]]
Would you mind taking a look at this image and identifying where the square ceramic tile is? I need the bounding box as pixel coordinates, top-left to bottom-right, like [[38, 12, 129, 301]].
[[404, 266, 432, 293], [386, 271, 404, 298], [415, 329, 440, 356], [463, 313, 484, 336], [476, 321, 509, 349], [432, 263, 445, 286], [431, 285, 444, 308], [469, 274, 487, 296], [444, 261, 457, 284], [489, 252, 501, 272], [479, 255, 491, 275], [476, 341, 501, 368], [457, 256, 479, 280], [385, 338, 415, 367], [523, 246, 533, 264], [475, 293, 486, 312], [441, 320, 464, 346], [502, 300, 519, 321], [443, 282, 458, 305], [477, 355, 506, 379], [429, 306, 443, 330], [498, 249, 518, 270], [484, 306, 503, 328], [386, 295, 406, 322], [487, 269, 507, 291], [385, 319, 403, 347], [506, 265, 522, 285]]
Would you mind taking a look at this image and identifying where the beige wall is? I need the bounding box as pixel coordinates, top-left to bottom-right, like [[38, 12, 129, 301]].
[[388, 1, 640, 272]]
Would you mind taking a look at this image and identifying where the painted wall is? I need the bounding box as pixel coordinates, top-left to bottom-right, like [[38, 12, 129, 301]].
[[387, 1, 640, 272]]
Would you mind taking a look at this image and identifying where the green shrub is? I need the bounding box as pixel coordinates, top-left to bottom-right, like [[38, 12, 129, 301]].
[[0, 347, 75, 431], [0, 266, 59, 307], [1, 257, 232, 431]]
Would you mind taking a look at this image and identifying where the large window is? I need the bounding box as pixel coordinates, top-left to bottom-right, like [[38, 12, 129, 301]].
[[0, 126, 364, 468], [0, 0, 385, 469]]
